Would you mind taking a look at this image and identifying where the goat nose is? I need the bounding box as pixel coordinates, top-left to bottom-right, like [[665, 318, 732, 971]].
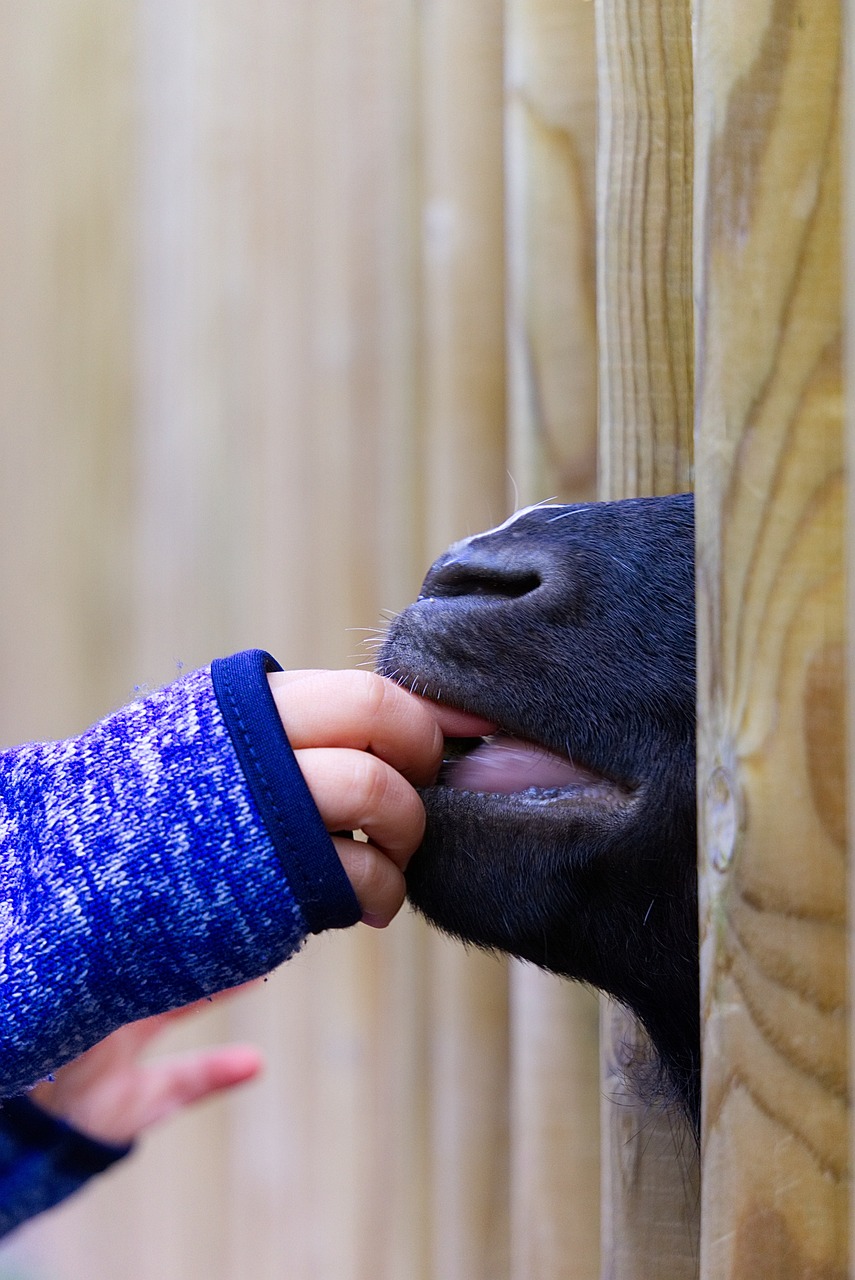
[[419, 544, 543, 602]]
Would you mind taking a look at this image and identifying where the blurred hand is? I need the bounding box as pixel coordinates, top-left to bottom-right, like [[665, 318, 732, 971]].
[[268, 670, 495, 927], [29, 998, 262, 1147]]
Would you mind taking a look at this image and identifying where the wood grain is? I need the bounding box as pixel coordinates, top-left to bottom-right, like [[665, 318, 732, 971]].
[[419, 0, 509, 556], [0, 2, 504, 1278], [511, 974, 602, 1280], [505, 0, 598, 504], [504, 4, 601, 1278], [600, 1001, 701, 1279], [694, 1, 846, 1276], [419, 6, 512, 1277], [0, 0, 137, 745], [594, 1, 699, 1276], [596, 0, 694, 500]]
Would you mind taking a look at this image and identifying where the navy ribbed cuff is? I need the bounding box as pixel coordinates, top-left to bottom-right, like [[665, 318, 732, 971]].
[[211, 651, 361, 935], [0, 1095, 131, 1178]]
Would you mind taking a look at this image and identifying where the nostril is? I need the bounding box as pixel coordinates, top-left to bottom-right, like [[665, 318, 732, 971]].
[[420, 558, 542, 602]]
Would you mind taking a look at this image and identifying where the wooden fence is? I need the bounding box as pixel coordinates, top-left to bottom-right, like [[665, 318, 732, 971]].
[[0, 2, 847, 1278]]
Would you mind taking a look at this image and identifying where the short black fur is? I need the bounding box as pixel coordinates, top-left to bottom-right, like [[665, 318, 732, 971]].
[[379, 495, 698, 1132]]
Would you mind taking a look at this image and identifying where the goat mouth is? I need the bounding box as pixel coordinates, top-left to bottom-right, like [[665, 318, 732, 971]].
[[441, 732, 601, 792], [435, 730, 633, 810], [381, 670, 633, 807]]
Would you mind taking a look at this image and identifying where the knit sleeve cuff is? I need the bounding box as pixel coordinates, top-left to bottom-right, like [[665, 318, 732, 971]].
[[1, 1095, 131, 1176], [0, 1095, 131, 1238], [210, 651, 361, 935]]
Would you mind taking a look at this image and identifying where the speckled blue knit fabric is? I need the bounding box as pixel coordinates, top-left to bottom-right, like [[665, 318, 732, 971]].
[[0, 663, 317, 1095], [0, 1095, 130, 1237]]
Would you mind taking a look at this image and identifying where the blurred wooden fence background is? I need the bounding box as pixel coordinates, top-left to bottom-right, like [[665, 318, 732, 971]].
[[0, 1, 848, 1278], [0, 2, 598, 1278]]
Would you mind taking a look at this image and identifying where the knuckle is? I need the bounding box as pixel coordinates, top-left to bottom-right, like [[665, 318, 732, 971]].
[[356, 753, 393, 815], [362, 854, 390, 906], [363, 671, 393, 723], [343, 840, 374, 896], [342, 668, 389, 720], [344, 842, 400, 914]]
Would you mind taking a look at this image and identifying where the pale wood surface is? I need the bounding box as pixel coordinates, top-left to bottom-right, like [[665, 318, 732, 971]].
[[594, 1, 700, 1277], [505, 0, 598, 504], [599, 1002, 701, 1280], [511, 975, 602, 1280], [848, 1, 855, 1271], [419, 7, 512, 1277], [420, 0, 509, 553], [0, 1, 137, 744], [0, 2, 507, 1279], [504, 4, 601, 1278], [596, 0, 694, 500], [694, 2, 847, 1277]]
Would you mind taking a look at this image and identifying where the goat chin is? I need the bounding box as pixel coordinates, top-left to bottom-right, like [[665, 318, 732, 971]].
[[379, 493, 699, 1136]]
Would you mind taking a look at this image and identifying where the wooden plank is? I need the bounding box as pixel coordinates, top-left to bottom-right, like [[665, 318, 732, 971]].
[[594, 0, 699, 1276], [694, 2, 847, 1276], [505, 0, 598, 505], [596, 0, 694, 499], [848, 1, 855, 1269], [419, 0, 509, 550], [211, 3, 433, 1278], [418, 5, 511, 1278], [0, 1, 507, 1277], [0, 1, 435, 1278], [599, 1003, 700, 1278], [511, 976, 601, 1280], [428, 942, 511, 1280], [0, 0, 137, 743], [504, 4, 601, 1278]]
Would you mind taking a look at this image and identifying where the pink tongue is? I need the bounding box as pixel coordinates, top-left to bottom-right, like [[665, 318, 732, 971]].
[[445, 734, 600, 794]]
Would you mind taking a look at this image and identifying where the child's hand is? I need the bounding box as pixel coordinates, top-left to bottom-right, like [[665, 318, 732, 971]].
[[268, 670, 494, 928], [29, 997, 262, 1147]]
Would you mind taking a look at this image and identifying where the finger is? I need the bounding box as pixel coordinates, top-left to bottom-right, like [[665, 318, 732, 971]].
[[427, 701, 498, 739], [269, 670, 460, 786], [130, 1045, 264, 1138], [274, 671, 496, 738], [332, 836, 407, 927], [296, 748, 425, 864]]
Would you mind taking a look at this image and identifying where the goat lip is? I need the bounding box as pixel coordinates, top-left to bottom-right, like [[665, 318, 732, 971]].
[[383, 674, 623, 797], [425, 774, 631, 818]]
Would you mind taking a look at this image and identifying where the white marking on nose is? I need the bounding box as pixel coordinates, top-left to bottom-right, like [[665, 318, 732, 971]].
[[455, 502, 564, 550]]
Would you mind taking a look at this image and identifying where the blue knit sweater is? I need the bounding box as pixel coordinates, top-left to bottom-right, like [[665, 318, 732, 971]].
[[0, 650, 361, 1235]]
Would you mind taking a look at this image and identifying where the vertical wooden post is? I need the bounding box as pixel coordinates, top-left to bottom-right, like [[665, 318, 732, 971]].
[[510, 979, 601, 1280], [0, 0, 136, 739], [420, 0, 509, 543], [594, 0, 699, 1276], [505, 0, 598, 505], [694, 3, 847, 1276], [848, 1, 855, 1270], [596, 0, 694, 500], [0, 2, 437, 1278], [505, 3, 601, 1278], [419, 5, 511, 1279]]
